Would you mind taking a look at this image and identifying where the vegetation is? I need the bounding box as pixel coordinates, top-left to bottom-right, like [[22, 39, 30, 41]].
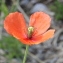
[[50, 0, 63, 21], [0, 36, 25, 59]]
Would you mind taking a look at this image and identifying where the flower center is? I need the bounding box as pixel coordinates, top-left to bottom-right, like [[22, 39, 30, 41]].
[[28, 26, 34, 39]]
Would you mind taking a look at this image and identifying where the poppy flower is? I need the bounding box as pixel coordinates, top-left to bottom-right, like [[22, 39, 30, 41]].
[[4, 12, 55, 45]]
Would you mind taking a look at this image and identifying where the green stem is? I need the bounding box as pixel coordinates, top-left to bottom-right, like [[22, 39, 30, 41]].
[[22, 45, 29, 63]]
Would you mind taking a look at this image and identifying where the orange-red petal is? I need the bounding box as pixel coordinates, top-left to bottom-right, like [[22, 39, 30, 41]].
[[32, 29, 55, 44], [29, 12, 51, 37], [19, 29, 55, 45], [4, 12, 27, 39]]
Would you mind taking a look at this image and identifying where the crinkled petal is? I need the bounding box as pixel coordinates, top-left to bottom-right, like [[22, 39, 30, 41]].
[[31, 29, 55, 44], [19, 29, 55, 45], [4, 12, 27, 39], [29, 12, 51, 37]]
